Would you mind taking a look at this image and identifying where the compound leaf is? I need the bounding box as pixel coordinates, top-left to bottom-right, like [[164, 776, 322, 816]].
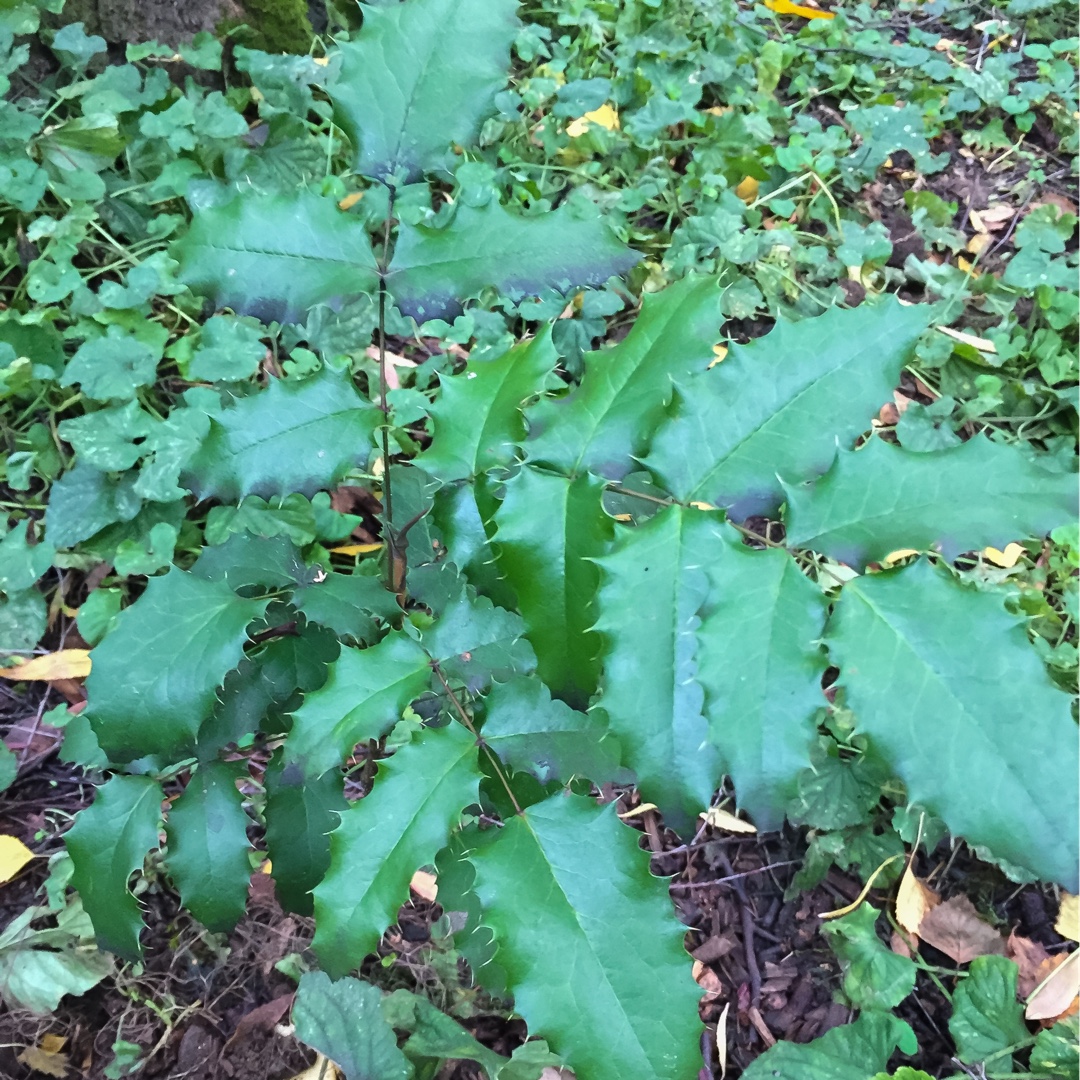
[[644, 298, 929, 518], [164, 761, 251, 934], [65, 774, 163, 960], [293, 972, 411, 1080], [182, 366, 378, 502], [492, 467, 613, 706], [414, 331, 558, 483], [264, 753, 347, 916], [283, 632, 432, 781], [785, 436, 1079, 568], [387, 201, 639, 323], [740, 1011, 916, 1080], [481, 676, 622, 784], [827, 560, 1080, 889], [86, 570, 268, 761], [949, 955, 1028, 1065], [331, 0, 519, 183], [526, 273, 722, 479], [469, 794, 701, 1080], [312, 723, 481, 977], [173, 189, 379, 323], [697, 532, 826, 831], [594, 506, 721, 833]]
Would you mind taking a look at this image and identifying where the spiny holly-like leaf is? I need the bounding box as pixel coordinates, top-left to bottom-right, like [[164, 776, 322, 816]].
[[264, 753, 347, 916], [594, 506, 721, 833], [172, 190, 379, 323], [492, 467, 612, 706], [292, 972, 411, 1080], [330, 0, 519, 183], [293, 571, 400, 644], [65, 775, 162, 960], [949, 956, 1028, 1065], [190, 533, 312, 590], [414, 331, 558, 483], [387, 201, 640, 323], [697, 531, 826, 831], [469, 794, 701, 1080], [164, 761, 251, 934], [182, 367, 378, 502], [86, 570, 269, 761], [312, 723, 481, 977], [481, 676, 622, 784], [283, 633, 431, 781], [740, 1011, 916, 1080], [526, 273, 723, 479], [827, 560, 1080, 888], [420, 587, 536, 693], [785, 435, 1079, 568], [644, 298, 930, 518]]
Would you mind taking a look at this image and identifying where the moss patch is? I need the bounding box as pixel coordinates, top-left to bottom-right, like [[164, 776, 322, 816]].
[[222, 0, 314, 54]]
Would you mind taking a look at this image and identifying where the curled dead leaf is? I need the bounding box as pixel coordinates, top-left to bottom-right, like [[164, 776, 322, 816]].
[[410, 869, 438, 902], [917, 895, 1005, 963], [1008, 931, 1053, 998], [566, 104, 619, 137], [1056, 893, 1079, 943], [983, 543, 1025, 568], [1025, 950, 1080, 1023], [699, 806, 757, 834], [0, 650, 91, 682], [895, 864, 939, 936]]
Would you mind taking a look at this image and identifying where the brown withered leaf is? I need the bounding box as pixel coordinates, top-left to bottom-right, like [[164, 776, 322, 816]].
[[917, 895, 1005, 963], [1025, 951, 1079, 1023], [895, 864, 939, 936], [1008, 931, 1053, 998]]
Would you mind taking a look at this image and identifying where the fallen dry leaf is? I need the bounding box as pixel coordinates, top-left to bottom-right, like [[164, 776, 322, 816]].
[[716, 1000, 730, 1079], [1057, 893, 1079, 943], [891, 930, 914, 959], [0, 835, 35, 884], [965, 232, 992, 256], [328, 543, 383, 557], [618, 802, 658, 819], [288, 1054, 340, 1080], [895, 864, 940, 935], [917, 895, 1005, 963], [821, 854, 905, 919], [938, 325, 996, 354], [734, 176, 759, 203], [18, 1040, 69, 1078], [700, 806, 757, 833], [1008, 931, 1054, 998], [0, 650, 91, 682], [410, 869, 438, 902], [566, 104, 619, 137], [883, 549, 920, 565], [764, 0, 835, 19], [363, 346, 416, 391], [978, 203, 1015, 230], [1026, 950, 1080, 1022], [983, 543, 1025, 568], [711, 343, 728, 366], [222, 994, 294, 1054], [338, 192, 363, 211], [692, 959, 724, 997], [1029, 193, 1078, 218]]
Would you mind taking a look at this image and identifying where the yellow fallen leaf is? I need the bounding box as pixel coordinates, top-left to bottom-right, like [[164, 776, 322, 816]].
[[312, 57, 330, 67], [1057, 893, 1080, 943], [288, 1054, 340, 1080], [618, 802, 658, 819], [895, 864, 940, 935], [338, 192, 364, 211], [966, 232, 991, 256], [40, 1036, 66, 1055], [0, 649, 91, 682], [734, 176, 759, 203], [410, 869, 438, 902], [0, 836, 35, 884], [700, 806, 757, 833], [329, 543, 383, 556], [764, 0, 835, 18], [18, 1043, 69, 1078], [709, 344, 728, 368], [938, 325, 996, 354], [983, 543, 1025, 568], [1026, 949, 1080, 1021], [883, 549, 920, 565], [705, 106, 731, 117], [566, 103, 620, 137], [689, 500, 717, 511]]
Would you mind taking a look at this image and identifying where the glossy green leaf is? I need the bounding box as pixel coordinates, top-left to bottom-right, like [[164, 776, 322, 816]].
[[331, 0, 518, 183], [65, 774, 163, 959], [1030, 1018, 1080, 1079], [594, 506, 721, 833], [182, 366, 378, 502], [387, 201, 639, 323], [292, 972, 410, 1080], [481, 676, 622, 784], [415, 331, 558, 483], [283, 632, 431, 780], [190, 533, 311, 590], [949, 955, 1028, 1065], [164, 761, 251, 934], [312, 723, 481, 977], [187, 314, 266, 382], [293, 571, 400, 644], [526, 274, 722, 479], [45, 462, 142, 549], [740, 1011, 917, 1080], [264, 753, 347, 916], [645, 298, 929, 517], [0, 521, 54, 594], [697, 532, 826, 830], [173, 189, 379, 324], [785, 436, 1079, 568], [821, 903, 917, 1010], [470, 794, 701, 1080], [86, 570, 268, 761], [827, 560, 1080, 888], [492, 467, 612, 706]]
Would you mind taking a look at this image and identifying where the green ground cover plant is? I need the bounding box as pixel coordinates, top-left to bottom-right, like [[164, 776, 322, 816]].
[[1, 0, 1077, 1077]]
